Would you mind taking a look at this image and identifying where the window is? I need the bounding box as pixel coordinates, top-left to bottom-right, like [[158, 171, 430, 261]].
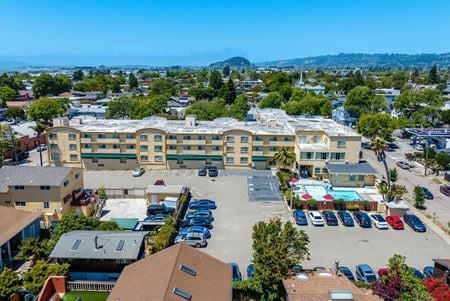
[[269, 146, 277, 152], [183, 135, 192, 140], [50, 144, 58, 150], [115, 240, 125, 252], [255, 136, 263, 141], [241, 136, 249, 143], [99, 144, 106, 149], [312, 136, 320, 143], [83, 134, 91, 138], [299, 135, 306, 143], [120, 158, 126, 163], [139, 135, 148, 141], [141, 155, 148, 161], [63, 180, 69, 187], [330, 152, 345, 161], [168, 145, 176, 150], [112, 134, 120, 139], [155, 155, 163, 162], [211, 135, 220, 140], [240, 157, 249, 164], [75, 173, 80, 179], [69, 144, 77, 150], [254, 146, 263, 152], [51, 153, 60, 160], [40, 186, 50, 190], [70, 239, 81, 251], [212, 146, 220, 151], [168, 135, 177, 140], [284, 136, 294, 141], [125, 134, 135, 139], [126, 144, 135, 149], [197, 135, 206, 140], [49, 133, 57, 139], [183, 146, 192, 150], [300, 152, 314, 160], [226, 157, 234, 163], [226, 136, 234, 143], [226, 147, 234, 153], [14, 185, 24, 190], [180, 265, 197, 277], [112, 144, 119, 149], [350, 175, 356, 181], [269, 137, 277, 142], [173, 288, 192, 300], [337, 140, 346, 148], [98, 134, 106, 139], [140, 145, 148, 151], [240, 147, 249, 153], [83, 144, 92, 149], [154, 135, 162, 141], [15, 201, 26, 207], [358, 175, 365, 181], [198, 145, 205, 151], [314, 167, 321, 174], [92, 158, 99, 163], [155, 145, 163, 152], [44, 201, 50, 209], [315, 152, 329, 160]]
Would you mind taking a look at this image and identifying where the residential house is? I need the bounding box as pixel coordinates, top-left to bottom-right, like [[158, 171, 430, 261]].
[[374, 88, 400, 107], [0, 166, 84, 226], [108, 243, 232, 301], [332, 106, 358, 127], [49, 230, 148, 281], [433, 259, 450, 285], [302, 84, 326, 94], [0, 207, 40, 270], [68, 101, 107, 119], [325, 162, 377, 187]]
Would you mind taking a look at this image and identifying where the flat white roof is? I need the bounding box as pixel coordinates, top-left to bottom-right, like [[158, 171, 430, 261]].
[[146, 184, 184, 194]]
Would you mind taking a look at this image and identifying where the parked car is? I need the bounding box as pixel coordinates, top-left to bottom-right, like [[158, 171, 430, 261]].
[[146, 204, 175, 216], [338, 267, 355, 281], [386, 215, 404, 230], [13, 151, 29, 162], [198, 167, 207, 176], [387, 142, 399, 150], [308, 211, 325, 226], [208, 166, 219, 177], [396, 161, 410, 170], [423, 266, 435, 278], [132, 167, 145, 177], [356, 264, 377, 283], [413, 268, 425, 279], [179, 226, 211, 239], [420, 186, 434, 199], [337, 211, 354, 227], [293, 210, 308, 226], [175, 232, 207, 248], [36, 144, 47, 152], [181, 217, 213, 229], [229, 263, 242, 281], [440, 185, 450, 196], [247, 264, 255, 279], [154, 179, 165, 185], [353, 212, 372, 228], [185, 210, 214, 222], [322, 211, 339, 226], [414, 144, 424, 151], [189, 199, 217, 210], [143, 213, 169, 225], [368, 213, 389, 229], [361, 142, 371, 149], [403, 213, 426, 232]]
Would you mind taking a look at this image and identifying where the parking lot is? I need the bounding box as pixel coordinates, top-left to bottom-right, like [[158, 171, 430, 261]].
[[84, 169, 450, 277]]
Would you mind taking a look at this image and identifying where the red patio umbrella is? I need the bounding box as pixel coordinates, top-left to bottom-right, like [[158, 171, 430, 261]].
[[323, 194, 335, 201], [290, 178, 299, 183], [301, 193, 313, 200]]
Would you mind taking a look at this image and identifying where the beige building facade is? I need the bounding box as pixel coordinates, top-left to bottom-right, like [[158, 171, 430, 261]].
[[47, 109, 362, 178]]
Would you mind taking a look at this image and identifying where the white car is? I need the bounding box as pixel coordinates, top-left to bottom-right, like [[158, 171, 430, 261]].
[[369, 213, 389, 229], [413, 144, 424, 151], [37, 144, 47, 152], [132, 167, 145, 177], [308, 211, 325, 226]]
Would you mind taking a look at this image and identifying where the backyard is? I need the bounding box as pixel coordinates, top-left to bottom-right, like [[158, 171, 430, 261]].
[[62, 291, 109, 301]]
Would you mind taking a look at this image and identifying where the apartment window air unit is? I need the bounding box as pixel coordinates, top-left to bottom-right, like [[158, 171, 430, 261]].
[[173, 288, 192, 300], [70, 239, 81, 251], [179, 264, 197, 276], [115, 240, 125, 252]]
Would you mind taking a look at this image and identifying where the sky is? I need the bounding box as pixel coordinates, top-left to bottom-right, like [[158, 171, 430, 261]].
[[1, 0, 450, 66]]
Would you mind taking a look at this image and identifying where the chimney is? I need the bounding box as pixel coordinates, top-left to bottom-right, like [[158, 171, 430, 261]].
[[185, 115, 197, 127]]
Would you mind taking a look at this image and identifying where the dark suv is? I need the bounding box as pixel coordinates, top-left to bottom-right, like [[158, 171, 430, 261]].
[[146, 204, 176, 216], [322, 211, 338, 226], [353, 212, 372, 228], [208, 166, 218, 177]]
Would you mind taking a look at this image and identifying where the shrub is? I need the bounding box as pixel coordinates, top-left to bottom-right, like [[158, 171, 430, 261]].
[[346, 204, 360, 211], [333, 199, 346, 210], [362, 200, 371, 211], [292, 196, 302, 209], [98, 186, 107, 199], [152, 217, 177, 253], [307, 199, 317, 210]]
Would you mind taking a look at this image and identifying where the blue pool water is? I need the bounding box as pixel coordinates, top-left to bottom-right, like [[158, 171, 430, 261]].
[[303, 185, 363, 201]]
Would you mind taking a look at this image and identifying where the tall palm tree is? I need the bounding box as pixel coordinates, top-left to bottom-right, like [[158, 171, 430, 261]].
[[274, 146, 296, 171], [371, 136, 390, 187], [29, 122, 47, 167]]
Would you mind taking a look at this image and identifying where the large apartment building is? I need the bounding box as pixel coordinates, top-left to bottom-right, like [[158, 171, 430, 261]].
[[46, 109, 362, 178]]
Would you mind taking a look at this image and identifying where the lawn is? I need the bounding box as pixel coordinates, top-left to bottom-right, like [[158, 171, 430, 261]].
[[62, 291, 109, 301]]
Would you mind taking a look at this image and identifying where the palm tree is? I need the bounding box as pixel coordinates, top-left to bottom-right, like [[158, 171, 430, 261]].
[[371, 136, 390, 187], [274, 146, 296, 171], [377, 180, 389, 202], [29, 122, 47, 167]]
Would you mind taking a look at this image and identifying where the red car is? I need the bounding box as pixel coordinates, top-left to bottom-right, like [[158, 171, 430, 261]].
[[440, 186, 450, 196], [154, 180, 165, 185], [386, 215, 404, 230]]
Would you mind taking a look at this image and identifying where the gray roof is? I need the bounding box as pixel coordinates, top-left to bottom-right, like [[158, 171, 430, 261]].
[[325, 162, 377, 174], [49, 230, 147, 260], [0, 166, 73, 192]]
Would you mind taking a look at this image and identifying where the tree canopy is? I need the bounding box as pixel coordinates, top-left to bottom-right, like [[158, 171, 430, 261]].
[[356, 113, 397, 141], [259, 92, 283, 109], [32, 74, 72, 99], [0, 268, 21, 299], [106, 96, 167, 119], [28, 98, 68, 122], [23, 261, 70, 294], [344, 86, 388, 117], [0, 86, 17, 102]]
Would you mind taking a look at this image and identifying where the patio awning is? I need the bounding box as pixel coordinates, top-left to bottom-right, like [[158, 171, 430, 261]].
[[323, 194, 334, 201], [325, 162, 377, 175]]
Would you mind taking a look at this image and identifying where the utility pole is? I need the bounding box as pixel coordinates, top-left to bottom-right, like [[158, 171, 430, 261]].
[[8, 126, 18, 166]]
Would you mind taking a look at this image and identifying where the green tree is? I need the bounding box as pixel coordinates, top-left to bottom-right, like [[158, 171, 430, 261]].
[[320, 100, 333, 118], [209, 71, 223, 93], [356, 113, 396, 141], [0, 86, 17, 102], [435, 152, 450, 171], [28, 98, 67, 122], [106, 97, 132, 118], [23, 261, 70, 294], [17, 237, 49, 262], [222, 64, 231, 77], [150, 78, 174, 96], [274, 146, 296, 171], [5, 107, 26, 120], [0, 73, 20, 91], [389, 168, 398, 183], [252, 218, 310, 300], [230, 94, 250, 120], [32, 74, 72, 99], [0, 125, 17, 167], [260, 92, 283, 109], [152, 217, 177, 252], [413, 186, 425, 208], [128, 73, 138, 90], [344, 86, 376, 117], [185, 99, 229, 120], [428, 65, 440, 84], [439, 110, 450, 126], [72, 70, 84, 81], [0, 268, 22, 300], [222, 78, 236, 104], [372, 136, 390, 187]]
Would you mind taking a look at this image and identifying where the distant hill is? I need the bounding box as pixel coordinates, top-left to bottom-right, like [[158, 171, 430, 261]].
[[209, 56, 252, 69], [256, 53, 450, 69]]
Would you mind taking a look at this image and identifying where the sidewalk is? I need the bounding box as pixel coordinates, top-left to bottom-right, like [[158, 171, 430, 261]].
[[407, 202, 450, 245]]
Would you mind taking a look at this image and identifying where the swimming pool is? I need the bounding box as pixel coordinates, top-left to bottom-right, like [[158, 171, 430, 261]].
[[303, 185, 363, 201]]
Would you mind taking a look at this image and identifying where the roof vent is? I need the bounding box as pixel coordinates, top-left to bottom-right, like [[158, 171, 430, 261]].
[[173, 288, 192, 300], [70, 239, 81, 251], [179, 264, 196, 277]]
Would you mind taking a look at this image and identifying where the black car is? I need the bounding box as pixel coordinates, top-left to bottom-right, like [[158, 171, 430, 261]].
[[13, 151, 29, 163], [146, 204, 176, 216], [387, 142, 399, 151], [361, 142, 371, 149], [322, 211, 338, 226], [337, 211, 354, 227], [182, 217, 213, 229], [198, 167, 207, 176], [353, 212, 372, 228], [420, 187, 433, 200], [208, 166, 218, 177]]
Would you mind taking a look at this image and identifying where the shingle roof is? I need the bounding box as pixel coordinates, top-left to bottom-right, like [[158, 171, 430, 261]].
[[326, 162, 377, 175], [0, 207, 40, 246], [0, 166, 73, 192], [49, 230, 147, 260], [107, 243, 232, 301]]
